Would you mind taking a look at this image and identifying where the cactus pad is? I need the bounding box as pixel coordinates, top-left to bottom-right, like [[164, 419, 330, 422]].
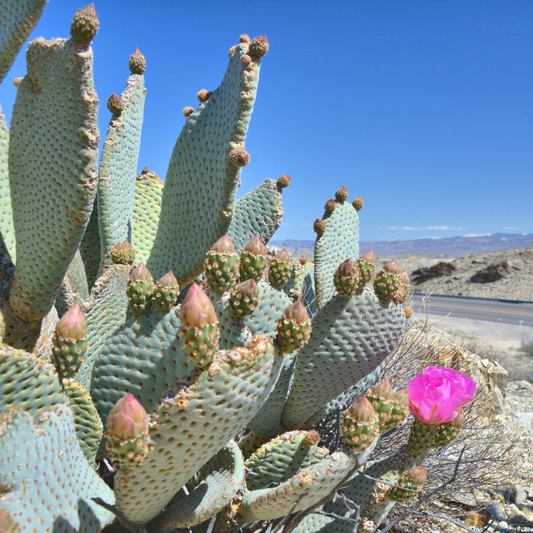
[[76, 264, 132, 388], [239, 448, 356, 521], [0, 107, 15, 263], [8, 36, 99, 321], [314, 199, 359, 308], [98, 74, 146, 267], [0, 404, 115, 531], [147, 41, 263, 284], [0, 0, 48, 84], [245, 430, 329, 491], [228, 178, 284, 253], [147, 440, 245, 531], [281, 288, 405, 430], [113, 336, 282, 525], [132, 168, 164, 264]]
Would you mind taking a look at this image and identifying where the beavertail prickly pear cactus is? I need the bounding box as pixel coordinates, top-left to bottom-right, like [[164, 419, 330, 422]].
[[0, 5, 477, 533]]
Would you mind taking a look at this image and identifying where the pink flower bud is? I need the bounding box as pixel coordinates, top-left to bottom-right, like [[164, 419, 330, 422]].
[[283, 301, 310, 325], [408, 367, 477, 426], [211, 234, 237, 254], [369, 379, 393, 401], [244, 235, 267, 257], [346, 397, 378, 423], [383, 259, 400, 275], [400, 270, 410, 285], [130, 262, 153, 282], [157, 271, 178, 288], [235, 279, 259, 298], [276, 248, 290, 263], [336, 258, 358, 277], [55, 304, 87, 340], [359, 251, 375, 264], [181, 283, 217, 327], [392, 389, 409, 407], [406, 466, 427, 488], [107, 394, 148, 440]]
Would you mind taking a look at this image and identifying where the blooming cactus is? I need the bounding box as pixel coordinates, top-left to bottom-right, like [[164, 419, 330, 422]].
[[408, 367, 477, 426]]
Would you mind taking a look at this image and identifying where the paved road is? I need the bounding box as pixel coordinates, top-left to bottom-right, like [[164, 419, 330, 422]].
[[409, 293, 533, 328]]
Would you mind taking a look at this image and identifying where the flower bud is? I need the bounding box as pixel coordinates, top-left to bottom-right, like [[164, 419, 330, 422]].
[[107, 394, 148, 440], [324, 199, 337, 213], [383, 259, 401, 275], [110, 240, 135, 265], [276, 301, 311, 354], [249, 35, 269, 57], [129, 48, 146, 74], [211, 234, 237, 254], [245, 235, 267, 257], [70, 4, 99, 44], [180, 283, 217, 327], [342, 397, 380, 451], [335, 185, 348, 202], [313, 218, 326, 235], [352, 196, 364, 211], [277, 175, 291, 188], [107, 93, 124, 114], [158, 271, 178, 288], [404, 306, 414, 319], [229, 148, 250, 167], [130, 262, 152, 282], [55, 304, 87, 340], [369, 379, 393, 401]]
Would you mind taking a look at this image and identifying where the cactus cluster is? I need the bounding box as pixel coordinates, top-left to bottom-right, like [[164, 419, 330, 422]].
[[0, 4, 476, 533]]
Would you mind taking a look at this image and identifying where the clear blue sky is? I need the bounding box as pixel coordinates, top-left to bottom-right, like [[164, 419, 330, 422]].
[[1, 0, 531, 242]]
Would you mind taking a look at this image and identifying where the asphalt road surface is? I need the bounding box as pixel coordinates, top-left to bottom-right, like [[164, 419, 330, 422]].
[[409, 293, 533, 328]]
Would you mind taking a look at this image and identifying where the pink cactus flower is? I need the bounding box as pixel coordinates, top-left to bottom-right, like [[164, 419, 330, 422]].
[[408, 367, 476, 426], [107, 394, 148, 439]]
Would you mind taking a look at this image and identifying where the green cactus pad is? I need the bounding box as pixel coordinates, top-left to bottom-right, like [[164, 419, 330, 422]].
[[113, 336, 283, 525], [66, 249, 90, 301], [293, 456, 392, 533], [0, 106, 15, 263], [314, 201, 359, 308], [239, 448, 356, 521], [245, 430, 329, 491], [147, 42, 263, 284], [132, 169, 164, 265], [282, 260, 307, 301], [91, 306, 190, 438], [0, 0, 47, 84], [228, 178, 283, 253], [408, 420, 439, 456], [208, 290, 252, 349], [0, 345, 65, 418], [8, 36, 99, 322], [246, 351, 296, 440], [62, 378, 103, 465], [147, 440, 245, 531], [0, 404, 115, 531], [80, 199, 101, 290], [98, 74, 146, 266], [76, 265, 132, 389], [281, 288, 405, 430], [244, 280, 292, 337]]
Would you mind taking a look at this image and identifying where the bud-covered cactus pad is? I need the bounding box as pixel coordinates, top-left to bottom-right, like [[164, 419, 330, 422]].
[[113, 336, 283, 525], [147, 39, 264, 285], [8, 33, 99, 322], [314, 188, 359, 307]]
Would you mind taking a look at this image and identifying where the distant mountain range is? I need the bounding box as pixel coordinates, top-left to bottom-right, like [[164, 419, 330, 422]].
[[269, 233, 533, 259]]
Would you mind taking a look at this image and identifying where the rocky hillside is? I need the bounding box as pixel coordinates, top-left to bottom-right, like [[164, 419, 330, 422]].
[[376, 245, 533, 302]]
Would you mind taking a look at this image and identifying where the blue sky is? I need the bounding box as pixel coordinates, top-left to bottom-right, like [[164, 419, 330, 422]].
[[1, 0, 531, 242]]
